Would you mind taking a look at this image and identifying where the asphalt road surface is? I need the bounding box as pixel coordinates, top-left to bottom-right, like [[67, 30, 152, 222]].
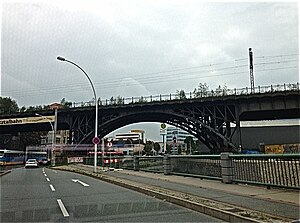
[[0, 167, 224, 222]]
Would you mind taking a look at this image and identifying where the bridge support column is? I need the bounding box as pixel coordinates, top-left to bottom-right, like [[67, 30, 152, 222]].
[[163, 155, 171, 175], [221, 153, 233, 184], [133, 156, 139, 171]]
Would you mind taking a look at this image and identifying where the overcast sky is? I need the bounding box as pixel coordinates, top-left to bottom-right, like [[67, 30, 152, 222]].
[[1, 0, 299, 140]]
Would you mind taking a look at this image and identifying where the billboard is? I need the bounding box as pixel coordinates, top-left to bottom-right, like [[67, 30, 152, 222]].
[[0, 116, 55, 126]]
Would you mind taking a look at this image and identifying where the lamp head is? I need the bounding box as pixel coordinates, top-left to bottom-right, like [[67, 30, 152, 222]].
[[57, 56, 66, 61]]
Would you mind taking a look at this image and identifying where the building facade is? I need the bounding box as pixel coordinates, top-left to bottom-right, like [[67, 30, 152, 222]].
[[166, 127, 197, 144]]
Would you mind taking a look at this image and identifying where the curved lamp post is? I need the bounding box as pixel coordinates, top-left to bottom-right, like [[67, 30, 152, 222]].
[[57, 56, 98, 173], [35, 113, 55, 166]]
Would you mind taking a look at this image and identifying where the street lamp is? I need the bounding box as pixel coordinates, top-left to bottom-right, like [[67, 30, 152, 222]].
[[35, 113, 55, 166], [57, 56, 98, 173]]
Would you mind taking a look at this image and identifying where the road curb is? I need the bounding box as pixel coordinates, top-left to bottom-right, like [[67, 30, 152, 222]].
[[53, 166, 292, 223], [0, 170, 11, 177]]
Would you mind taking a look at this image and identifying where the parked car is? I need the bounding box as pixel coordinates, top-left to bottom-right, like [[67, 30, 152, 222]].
[[25, 159, 38, 168]]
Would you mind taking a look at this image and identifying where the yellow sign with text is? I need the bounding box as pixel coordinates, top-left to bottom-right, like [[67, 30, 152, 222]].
[[0, 116, 55, 126]]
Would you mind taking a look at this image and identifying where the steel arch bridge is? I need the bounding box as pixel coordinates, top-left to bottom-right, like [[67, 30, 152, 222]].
[[62, 89, 299, 153], [0, 87, 299, 153]]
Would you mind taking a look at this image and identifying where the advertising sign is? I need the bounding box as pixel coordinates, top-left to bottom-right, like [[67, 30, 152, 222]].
[[67, 157, 84, 163], [0, 116, 55, 126]]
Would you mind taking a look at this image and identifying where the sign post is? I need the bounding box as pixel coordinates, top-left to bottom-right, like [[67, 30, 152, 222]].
[[160, 123, 167, 153]]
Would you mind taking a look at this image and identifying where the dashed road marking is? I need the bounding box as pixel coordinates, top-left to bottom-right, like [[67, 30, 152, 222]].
[[49, 184, 55, 191], [57, 199, 69, 217], [46, 178, 50, 182]]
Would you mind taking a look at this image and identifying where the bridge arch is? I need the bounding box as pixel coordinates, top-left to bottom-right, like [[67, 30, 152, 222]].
[[97, 110, 235, 153]]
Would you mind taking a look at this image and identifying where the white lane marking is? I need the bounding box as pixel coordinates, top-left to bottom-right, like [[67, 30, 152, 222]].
[[57, 199, 70, 217], [49, 184, 55, 191], [46, 178, 50, 182], [44, 174, 47, 177], [71, 179, 90, 187]]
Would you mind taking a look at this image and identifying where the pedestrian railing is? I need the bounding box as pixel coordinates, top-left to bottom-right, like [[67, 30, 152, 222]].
[[230, 154, 300, 189], [71, 83, 299, 108], [169, 155, 222, 180], [130, 153, 300, 189], [138, 156, 164, 173], [81, 153, 299, 189]]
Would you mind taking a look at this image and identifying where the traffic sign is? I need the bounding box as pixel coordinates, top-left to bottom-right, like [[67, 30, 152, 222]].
[[160, 129, 167, 135], [92, 137, 100, 145], [161, 123, 166, 129]]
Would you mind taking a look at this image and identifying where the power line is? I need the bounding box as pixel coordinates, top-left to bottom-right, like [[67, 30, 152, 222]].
[[5, 57, 298, 97], [7, 65, 298, 99]]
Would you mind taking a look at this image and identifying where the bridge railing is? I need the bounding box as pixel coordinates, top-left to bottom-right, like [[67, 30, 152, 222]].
[[230, 154, 300, 189], [169, 155, 222, 180], [129, 153, 300, 189], [71, 82, 299, 108], [138, 156, 164, 173]]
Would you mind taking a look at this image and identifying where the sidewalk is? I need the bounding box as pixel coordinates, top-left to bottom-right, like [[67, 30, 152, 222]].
[[54, 164, 300, 222], [115, 169, 299, 205]]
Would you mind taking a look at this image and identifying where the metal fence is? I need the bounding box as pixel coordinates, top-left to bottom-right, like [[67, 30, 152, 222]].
[[128, 154, 300, 189], [139, 156, 164, 173], [230, 154, 300, 188], [71, 83, 299, 108], [169, 155, 222, 180], [72, 153, 299, 189]]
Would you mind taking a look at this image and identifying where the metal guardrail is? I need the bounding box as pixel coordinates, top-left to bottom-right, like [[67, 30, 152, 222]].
[[71, 83, 299, 108], [230, 154, 300, 189]]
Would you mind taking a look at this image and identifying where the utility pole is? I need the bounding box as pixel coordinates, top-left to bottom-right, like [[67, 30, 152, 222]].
[[249, 48, 254, 93]]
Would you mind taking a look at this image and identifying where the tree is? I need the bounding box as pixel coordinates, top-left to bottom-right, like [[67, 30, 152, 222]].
[[184, 136, 196, 154], [19, 132, 47, 149], [193, 83, 209, 98], [177, 145, 182, 155], [116, 96, 124, 105], [153, 142, 161, 154], [176, 90, 187, 99], [109, 96, 116, 105], [144, 141, 153, 155], [165, 144, 172, 154], [214, 84, 228, 96], [0, 97, 19, 114], [60, 98, 72, 108], [19, 106, 26, 113], [138, 96, 147, 103], [215, 85, 222, 96]]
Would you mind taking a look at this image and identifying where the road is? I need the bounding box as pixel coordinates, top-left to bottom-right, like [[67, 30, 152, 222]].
[[0, 167, 224, 222]]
